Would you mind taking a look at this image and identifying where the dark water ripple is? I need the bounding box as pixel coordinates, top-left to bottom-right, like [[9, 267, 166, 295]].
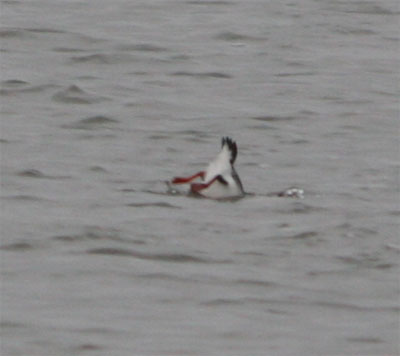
[[274, 202, 325, 214], [346, 4, 398, 15], [346, 337, 384, 344], [251, 115, 299, 122], [170, 71, 232, 79], [314, 301, 400, 313], [147, 134, 172, 140], [70, 53, 135, 64], [234, 279, 277, 288], [284, 231, 319, 240], [51, 228, 145, 245], [335, 254, 395, 270], [89, 165, 108, 173], [16, 169, 71, 180], [86, 248, 231, 264], [214, 31, 267, 42], [70, 54, 113, 64], [174, 129, 211, 138], [0, 28, 35, 39], [0, 83, 57, 96], [23, 27, 66, 34], [116, 43, 168, 52], [0, 320, 26, 329], [52, 85, 108, 104], [333, 27, 377, 36], [202, 297, 400, 313], [72, 344, 104, 352], [137, 272, 194, 282], [275, 72, 317, 78], [1, 194, 49, 202], [0, 242, 35, 251], [62, 116, 119, 130], [186, 0, 234, 5], [16, 169, 47, 178], [134, 273, 278, 289], [52, 47, 86, 53], [73, 327, 118, 335], [1, 26, 105, 47], [1, 79, 29, 86], [126, 201, 181, 209]]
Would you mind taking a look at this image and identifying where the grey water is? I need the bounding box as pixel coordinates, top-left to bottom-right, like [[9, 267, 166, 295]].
[[1, 1, 399, 355]]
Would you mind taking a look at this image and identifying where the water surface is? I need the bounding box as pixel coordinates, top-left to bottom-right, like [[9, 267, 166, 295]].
[[1, 1, 399, 355]]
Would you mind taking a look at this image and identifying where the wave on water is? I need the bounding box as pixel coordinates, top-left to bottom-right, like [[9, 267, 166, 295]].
[[86, 247, 231, 264], [69, 53, 136, 65], [51, 227, 145, 245], [0, 28, 37, 39], [1, 79, 29, 86], [52, 85, 109, 104], [115, 43, 168, 52], [16, 169, 71, 180], [72, 344, 103, 352], [200, 294, 400, 312], [62, 115, 119, 130], [1, 194, 50, 203], [273, 201, 324, 214], [251, 115, 299, 122], [186, 1, 234, 5], [126, 202, 181, 209], [170, 71, 232, 79], [16, 169, 46, 178], [0, 242, 35, 251], [0, 82, 57, 96], [70, 54, 113, 64], [283, 231, 319, 240], [214, 31, 267, 42]]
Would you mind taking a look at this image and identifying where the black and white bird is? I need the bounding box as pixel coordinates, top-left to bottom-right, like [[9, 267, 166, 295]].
[[171, 137, 244, 199]]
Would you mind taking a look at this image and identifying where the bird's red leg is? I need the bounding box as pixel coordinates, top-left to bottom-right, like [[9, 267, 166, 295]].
[[190, 175, 221, 193], [171, 171, 205, 184]]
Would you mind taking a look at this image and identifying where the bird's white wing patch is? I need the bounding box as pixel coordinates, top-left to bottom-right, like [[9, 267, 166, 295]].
[[204, 144, 231, 182]]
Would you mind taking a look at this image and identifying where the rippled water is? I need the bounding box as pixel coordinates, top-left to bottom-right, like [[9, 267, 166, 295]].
[[1, 1, 399, 355]]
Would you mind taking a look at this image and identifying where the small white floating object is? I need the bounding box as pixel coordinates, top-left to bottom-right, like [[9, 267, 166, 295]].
[[278, 187, 304, 199]]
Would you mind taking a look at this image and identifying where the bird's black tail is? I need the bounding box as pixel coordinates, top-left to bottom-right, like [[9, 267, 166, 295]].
[[221, 137, 238, 164]]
